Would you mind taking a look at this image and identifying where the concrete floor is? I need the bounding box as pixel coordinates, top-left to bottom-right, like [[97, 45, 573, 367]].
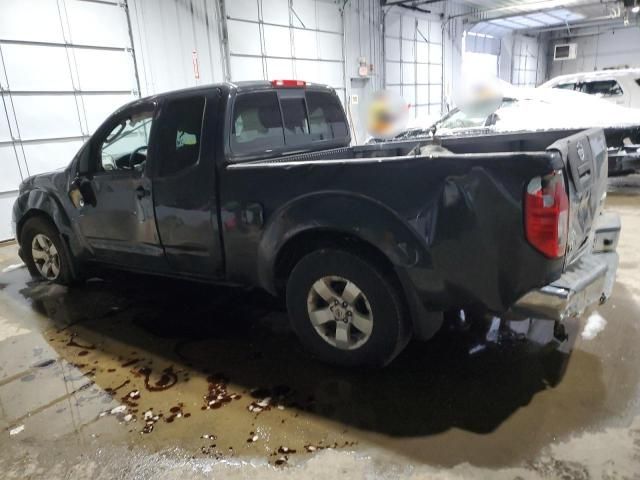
[[0, 179, 640, 479]]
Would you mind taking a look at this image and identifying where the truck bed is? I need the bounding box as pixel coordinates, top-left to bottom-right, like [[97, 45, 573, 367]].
[[224, 128, 607, 314]]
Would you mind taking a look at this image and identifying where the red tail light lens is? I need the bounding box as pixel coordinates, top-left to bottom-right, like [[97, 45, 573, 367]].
[[271, 79, 305, 87], [524, 170, 569, 258]]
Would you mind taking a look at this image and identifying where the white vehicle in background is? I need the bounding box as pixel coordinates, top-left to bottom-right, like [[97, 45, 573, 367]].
[[540, 68, 640, 109], [369, 86, 640, 176]]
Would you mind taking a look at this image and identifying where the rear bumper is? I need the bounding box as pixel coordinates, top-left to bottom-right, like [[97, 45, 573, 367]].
[[512, 211, 620, 322]]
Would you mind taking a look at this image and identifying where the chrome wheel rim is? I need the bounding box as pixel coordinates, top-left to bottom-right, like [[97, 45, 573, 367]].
[[31, 234, 60, 280], [306, 276, 373, 350]]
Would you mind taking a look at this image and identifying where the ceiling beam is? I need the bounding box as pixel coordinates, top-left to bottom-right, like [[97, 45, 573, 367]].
[[381, 0, 442, 6], [527, 15, 633, 32], [456, 0, 617, 22]]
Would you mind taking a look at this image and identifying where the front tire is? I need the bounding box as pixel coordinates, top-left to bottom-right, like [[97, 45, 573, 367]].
[[286, 248, 410, 367], [21, 216, 74, 284]]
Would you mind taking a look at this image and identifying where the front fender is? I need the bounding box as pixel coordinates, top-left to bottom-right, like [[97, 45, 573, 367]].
[[256, 191, 429, 294], [15, 188, 73, 241]]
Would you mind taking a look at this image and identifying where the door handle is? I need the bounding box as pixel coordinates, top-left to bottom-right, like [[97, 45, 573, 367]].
[[135, 186, 149, 199]]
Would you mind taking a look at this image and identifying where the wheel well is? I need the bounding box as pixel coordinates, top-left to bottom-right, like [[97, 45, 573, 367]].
[[17, 210, 55, 244], [273, 230, 400, 297]]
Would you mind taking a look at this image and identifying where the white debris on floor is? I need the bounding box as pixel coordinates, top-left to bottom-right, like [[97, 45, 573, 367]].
[[581, 311, 607, 340], [9, 424, 24, 436], [1, 263, 24, 273]]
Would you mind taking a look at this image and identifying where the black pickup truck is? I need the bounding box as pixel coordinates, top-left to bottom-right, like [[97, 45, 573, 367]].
[[13, 80, 620, 366]]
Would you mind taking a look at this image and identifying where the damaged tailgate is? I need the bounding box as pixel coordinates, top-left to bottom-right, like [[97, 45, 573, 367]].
[[547, 128, 609, 267]]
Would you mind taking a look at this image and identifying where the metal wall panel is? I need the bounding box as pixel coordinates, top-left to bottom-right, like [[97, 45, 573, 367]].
[[73, 49, 135, 91], [227, 20, 262, 56], [21, 140, 84, 177], [0, 0, 65, 43], [10, 95, 83, 140], [0, 146, 23, 192], [0, 103, 13, 142], [81, 94, 133, 132], [1, 45, 73, 91], [64, 1, 130, 47], [226, 0, 259, 21], [317, 32, 342, 61], [263, 0, 289, 25], [0, 194, 18, 239]]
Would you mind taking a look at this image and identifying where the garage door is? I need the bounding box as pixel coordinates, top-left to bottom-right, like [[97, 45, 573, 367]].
[[0, 0, 139, 240], [225, 0, 345, 104], [511, 35, 545, 87], [384, 11, 443, 121]]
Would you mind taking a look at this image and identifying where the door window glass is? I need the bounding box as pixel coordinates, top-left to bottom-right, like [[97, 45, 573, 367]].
[[231, 92, 285, 154], [157, 96, 206, 176], [101, 109, 153, 172], [580, 80, 623, 97]]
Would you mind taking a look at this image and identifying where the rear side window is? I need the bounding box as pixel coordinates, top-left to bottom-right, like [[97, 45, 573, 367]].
[[581, 80, 623, 97], [636, 78, 640, 87], [306, 91, 349, 141], [232, 92, 284, 154], [554, 83, 576, 90], [157, 96, 205, 176]]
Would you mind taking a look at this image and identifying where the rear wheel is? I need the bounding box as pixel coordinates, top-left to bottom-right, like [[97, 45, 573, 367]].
[[21, 217, 74, 284], [286, 248, 410, 367]]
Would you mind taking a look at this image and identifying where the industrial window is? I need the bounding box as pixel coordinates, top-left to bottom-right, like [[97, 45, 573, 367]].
[[581, 80, 623, 97], [231, 92, 285, 154], [305, 91, 349, 141], [157, 96, 205, 176], [281, 98, 310, 146]]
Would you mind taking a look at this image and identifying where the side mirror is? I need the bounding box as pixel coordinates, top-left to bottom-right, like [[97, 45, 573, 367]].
[[69, 176, 96, 208]]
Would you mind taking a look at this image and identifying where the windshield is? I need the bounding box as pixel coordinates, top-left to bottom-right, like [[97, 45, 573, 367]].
[[436, 98, 517, 130]]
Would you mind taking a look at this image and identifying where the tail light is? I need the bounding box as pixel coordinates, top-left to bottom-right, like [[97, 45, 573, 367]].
[[271, 79, 305, 87], [524, 170, 569, 258]]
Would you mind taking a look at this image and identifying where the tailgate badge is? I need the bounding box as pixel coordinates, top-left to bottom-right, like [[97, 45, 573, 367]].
[[577, 142, 585, 162]]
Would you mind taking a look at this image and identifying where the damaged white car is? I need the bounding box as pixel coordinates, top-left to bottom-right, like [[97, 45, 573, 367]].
[[377, 87, 640, 176]]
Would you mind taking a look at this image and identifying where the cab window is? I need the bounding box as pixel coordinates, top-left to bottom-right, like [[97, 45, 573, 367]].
[[554, 83, 576, 90], [306, 91, 349, 141], [156, 96, 206, 176], [231, 92, 285, 154], [281, 97, 310, 146], [580, 80, 623, 97], [100, 108, 154, 172]]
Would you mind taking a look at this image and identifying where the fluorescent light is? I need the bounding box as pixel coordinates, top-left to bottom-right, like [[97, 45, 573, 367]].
[[633, 5, 640, 13]]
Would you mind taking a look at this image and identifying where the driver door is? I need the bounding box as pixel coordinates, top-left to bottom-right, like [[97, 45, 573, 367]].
[[75, 101, 167, 271]]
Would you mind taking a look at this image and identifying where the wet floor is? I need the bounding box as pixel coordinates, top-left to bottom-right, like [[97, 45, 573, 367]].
[[0, 185, 640, 478]]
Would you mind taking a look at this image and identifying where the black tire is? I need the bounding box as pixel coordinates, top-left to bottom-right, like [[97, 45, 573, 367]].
[[21, 216, 74, 285], [286, 248, 411, 367]]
